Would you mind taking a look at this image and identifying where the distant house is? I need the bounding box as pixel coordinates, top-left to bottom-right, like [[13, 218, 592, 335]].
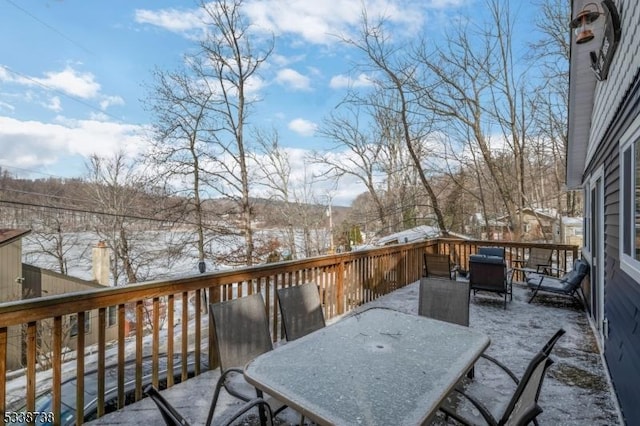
[[467, 213, 510, 240], [567, 0, 640, 422], [498, 208, 558, 242], [555, 216, 584, 246], [0, 229, 117, 371]]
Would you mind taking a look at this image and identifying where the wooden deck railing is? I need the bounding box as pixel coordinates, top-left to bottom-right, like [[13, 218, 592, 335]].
[[0, 239, 578, 425]]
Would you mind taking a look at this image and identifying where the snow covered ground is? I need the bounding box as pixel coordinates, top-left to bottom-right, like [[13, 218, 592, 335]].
[[88, 280, 623, 425]]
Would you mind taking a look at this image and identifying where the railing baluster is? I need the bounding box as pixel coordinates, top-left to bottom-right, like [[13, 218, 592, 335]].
[[135, 301, 143, 402], [0, 327, 7, 418], [152, 298, 160, 388], [76, 312, 86, 423], [97, 308, 106, 418], [117, 304, 125, 409], [167, 295, 174, 388], [181, 292, 188, 382], [52, 316, 62, 426], [194, 289, 201, 376], [26, 322, 36, 414]]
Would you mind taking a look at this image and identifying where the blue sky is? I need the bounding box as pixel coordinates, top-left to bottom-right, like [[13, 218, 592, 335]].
[[0, 0, 540, 205]]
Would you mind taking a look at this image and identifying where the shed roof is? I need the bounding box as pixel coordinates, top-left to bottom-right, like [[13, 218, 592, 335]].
[[0, 229, 31, 247]]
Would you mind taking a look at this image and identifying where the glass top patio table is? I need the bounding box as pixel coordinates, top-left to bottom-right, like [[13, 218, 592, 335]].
[[244, 307, 490, 425]]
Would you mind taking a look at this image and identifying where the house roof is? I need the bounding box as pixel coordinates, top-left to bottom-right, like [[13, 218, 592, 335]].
[[567, 0, 603, 188], [561, 216, 583, 226], [375, 225, 468, 245], [0, 229, 31, 247], [498, 208, 558, 222]]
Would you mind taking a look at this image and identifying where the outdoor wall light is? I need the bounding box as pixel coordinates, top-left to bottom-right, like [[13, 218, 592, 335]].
[[570, 0, 621, 80], [570, 2, 602, 44]]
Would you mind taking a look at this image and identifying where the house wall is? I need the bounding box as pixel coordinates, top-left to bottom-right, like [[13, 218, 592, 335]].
[[2, 265, 118, 371], [0, 239, 22, 302], [581, 0, 640, 419], [1, 240, 24, 370]]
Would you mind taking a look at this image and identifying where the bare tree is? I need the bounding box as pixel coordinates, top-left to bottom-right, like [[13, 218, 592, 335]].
[[315, 104, 391, 235], [337, 13, 449, 235], [530, 0, 576, 216], [195, 0, 274, 265], [145, 64, 215, 271]]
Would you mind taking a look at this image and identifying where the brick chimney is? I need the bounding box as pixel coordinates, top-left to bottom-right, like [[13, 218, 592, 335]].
[[92, 241, 110, 286]]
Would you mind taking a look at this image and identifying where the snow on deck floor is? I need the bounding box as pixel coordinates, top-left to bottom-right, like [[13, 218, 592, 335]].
[[88, 281, 623, 425]]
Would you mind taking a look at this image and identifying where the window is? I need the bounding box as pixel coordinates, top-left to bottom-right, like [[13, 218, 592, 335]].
[[620, 122, 640, 280], [70, 312, 91, 337]]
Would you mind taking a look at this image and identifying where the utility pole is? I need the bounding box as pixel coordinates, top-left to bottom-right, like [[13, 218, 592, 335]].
[[327, 202, 335, 254]]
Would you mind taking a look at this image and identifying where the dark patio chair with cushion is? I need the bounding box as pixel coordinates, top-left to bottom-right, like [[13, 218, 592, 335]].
[[207, 294, 285, 425], [478, 246, 505, 259], [526, 259, 589, 306], [423, 253, 457, 280], [510, 247, 553, 285], [469, 254, 510, 309], [144, 384, 275, 426], [440, 329, 565, 426], [277, 282, 326, 341]]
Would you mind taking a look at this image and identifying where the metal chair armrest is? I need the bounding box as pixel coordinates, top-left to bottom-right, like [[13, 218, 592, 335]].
[[479, 353, 520, 384], [441, 387, 499, 426]]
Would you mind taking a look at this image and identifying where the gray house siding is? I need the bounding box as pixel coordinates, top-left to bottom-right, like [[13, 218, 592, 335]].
[[583, 68, 640, 424]]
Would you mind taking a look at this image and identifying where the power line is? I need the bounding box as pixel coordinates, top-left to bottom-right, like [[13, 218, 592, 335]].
[[0, 199, 182, 226], [2, 0, 93, 55]]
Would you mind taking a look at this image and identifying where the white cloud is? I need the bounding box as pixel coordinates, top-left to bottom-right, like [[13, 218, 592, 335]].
[[1, 66, 100, 99], [0, 100, 15, 112], [0, 116, 147, 171], [134, 7, 205, 36], [288, 118, 317, 136], [276, 68, 311, 90], [99, 95, 125, 111], [136, 1, 441, 45], [245, 0, 429, 44], [35, 67, 101, 99], [329, 73, 373, 89], [43, 96, 62, 112]]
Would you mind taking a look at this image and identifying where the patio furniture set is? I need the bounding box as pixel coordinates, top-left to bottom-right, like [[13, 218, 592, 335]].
[[143, 264, 571, 425], [425, 247, 589, 309]]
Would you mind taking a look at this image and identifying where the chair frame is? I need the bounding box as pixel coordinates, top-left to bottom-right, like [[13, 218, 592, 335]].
[[423, 253, 457, 280], [277, 282, 326, 341], [144, 384, 275, 426], [510, 247, 553, 285], [419, 278, 470, 326], [441, 329, 565, 426], [206, 294, 277, 426], [526, 260, 589, 307]]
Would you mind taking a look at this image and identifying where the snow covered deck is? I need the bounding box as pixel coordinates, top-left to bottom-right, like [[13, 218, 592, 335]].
[[88, 281, 623, 425]]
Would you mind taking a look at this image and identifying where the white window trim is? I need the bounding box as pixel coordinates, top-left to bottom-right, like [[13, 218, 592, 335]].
[[619, 115, 640, 282], [583, 183, 592, 263]]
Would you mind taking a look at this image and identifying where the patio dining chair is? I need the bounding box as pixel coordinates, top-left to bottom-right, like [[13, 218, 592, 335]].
[[144, 384, 275, 426], [207, 294, 285, 426], [440, 328, 566, 426], [277, 282, 326, 341], [510, 247, 553, 285], [526, 259, 589, 306], [423, 253, 457, 280], [419, 278, 470, 326]]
